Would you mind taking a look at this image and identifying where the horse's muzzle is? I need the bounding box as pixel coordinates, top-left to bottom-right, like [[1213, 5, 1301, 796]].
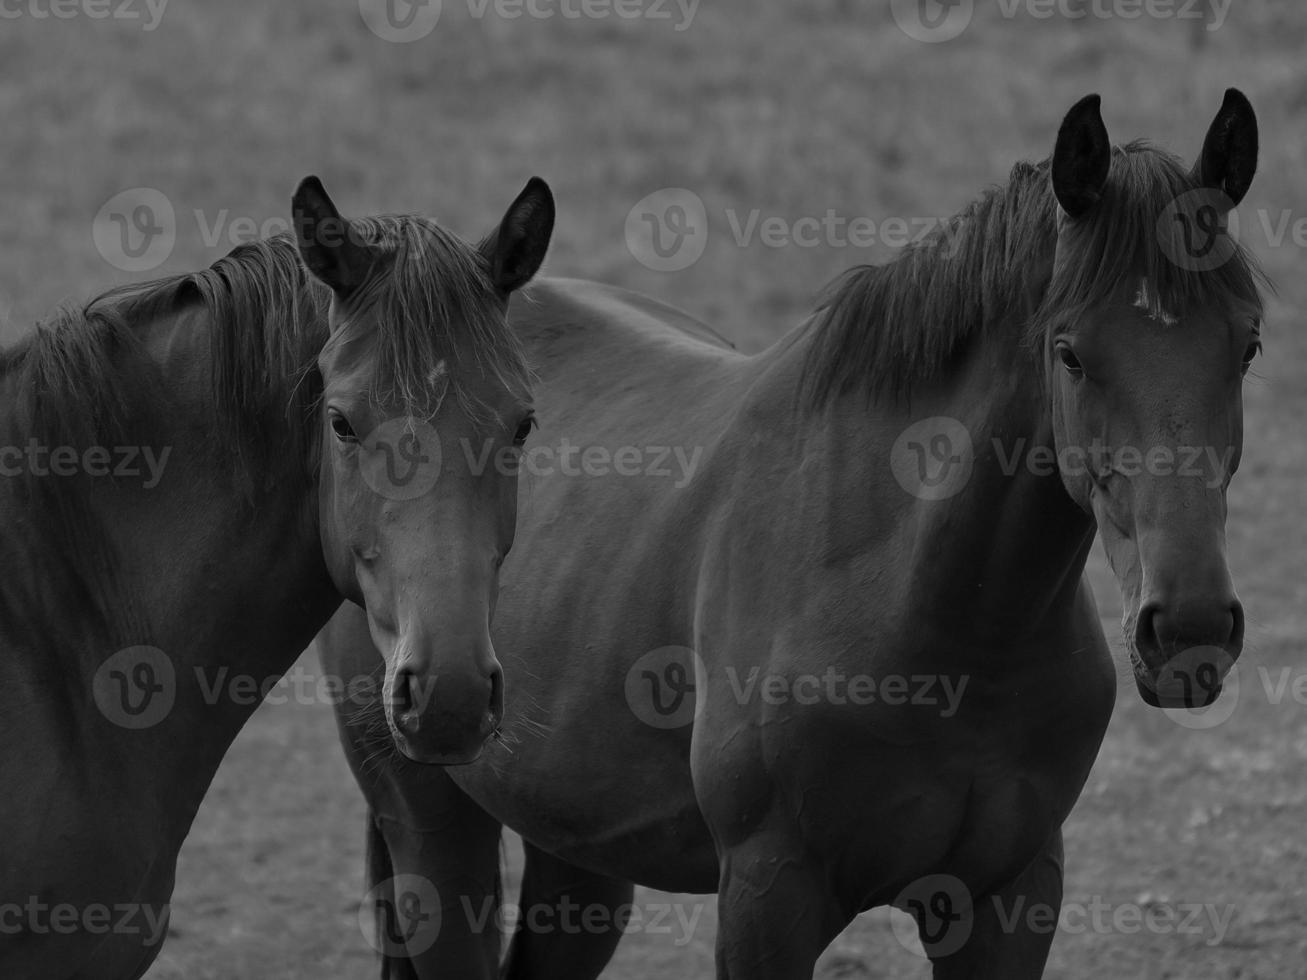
[[388, 657, 504, 764]]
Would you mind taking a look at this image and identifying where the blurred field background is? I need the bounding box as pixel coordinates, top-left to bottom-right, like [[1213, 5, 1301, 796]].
[[2, 0, 1305, 977]]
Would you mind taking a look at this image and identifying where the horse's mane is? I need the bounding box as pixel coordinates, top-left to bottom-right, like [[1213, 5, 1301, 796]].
[[0, 214, 530, 649], [1, 214, 531, 491], [800, 140, 1267, 408]]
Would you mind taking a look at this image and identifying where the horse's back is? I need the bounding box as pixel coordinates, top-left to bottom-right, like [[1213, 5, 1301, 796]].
[[511, 278, 743, 421]]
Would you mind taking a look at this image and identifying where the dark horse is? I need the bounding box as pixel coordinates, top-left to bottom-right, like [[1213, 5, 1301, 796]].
[[0, 176, 553, 979], [320, 91, 1264, 977]]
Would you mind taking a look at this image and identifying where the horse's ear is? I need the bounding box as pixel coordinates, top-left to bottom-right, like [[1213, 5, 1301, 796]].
[[1051, 93, 1111, 220], [482, 177, 554, 295], [1191, 88, 1257, 207], [292, 176, 372, 296]]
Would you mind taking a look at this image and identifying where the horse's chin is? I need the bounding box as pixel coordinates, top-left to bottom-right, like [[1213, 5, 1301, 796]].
[[1135, 674, 1223, 709], [392, 731, 486, 766]]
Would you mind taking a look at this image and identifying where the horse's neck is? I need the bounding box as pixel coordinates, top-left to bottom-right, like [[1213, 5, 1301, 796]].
[[736, 310, 1096, 642], [0, 308, 338, 842]]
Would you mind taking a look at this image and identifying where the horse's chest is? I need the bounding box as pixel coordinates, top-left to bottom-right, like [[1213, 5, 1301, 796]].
[[756, 648, 1115, 902]]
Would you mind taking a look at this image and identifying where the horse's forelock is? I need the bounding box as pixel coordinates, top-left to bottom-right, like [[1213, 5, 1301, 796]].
[[332, 215, 532, 428]]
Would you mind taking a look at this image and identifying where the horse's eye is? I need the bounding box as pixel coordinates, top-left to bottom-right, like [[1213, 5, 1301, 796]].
[[513, 415, 536, 446], [329, 411, 357, 442], [1057, 346, 1084, 378], [1241, 340, 1261, 373]]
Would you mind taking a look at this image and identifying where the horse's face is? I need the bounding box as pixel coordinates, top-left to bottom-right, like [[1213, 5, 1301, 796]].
[[1049, 291, 1257, 707], [294, 176, 553, 763], [1046, 91, 1261, 708]]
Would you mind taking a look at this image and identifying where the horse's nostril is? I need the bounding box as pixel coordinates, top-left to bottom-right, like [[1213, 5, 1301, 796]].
[[1134, 602, 1163, 661], [1229, 600, 1246, 648], [1137, 598, 1242, 660], [390, 668, 417, 725], [488, 666, 504, 723]]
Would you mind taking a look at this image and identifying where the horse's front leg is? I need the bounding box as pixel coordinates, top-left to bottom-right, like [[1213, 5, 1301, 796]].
[[926, 830, 1064, 980], [713, 828, 854, 980]]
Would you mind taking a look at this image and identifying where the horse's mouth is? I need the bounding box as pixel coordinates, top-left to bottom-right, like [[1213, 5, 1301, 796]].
[[1134, 673, 1224, 709]]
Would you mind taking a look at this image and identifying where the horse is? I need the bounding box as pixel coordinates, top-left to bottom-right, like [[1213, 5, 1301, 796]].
[[319, 90, 1265, 978], [0, 175, 553, 979]]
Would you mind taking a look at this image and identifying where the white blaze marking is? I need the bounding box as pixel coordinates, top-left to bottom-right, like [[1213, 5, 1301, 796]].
[[1134, 278, 1179, 325]]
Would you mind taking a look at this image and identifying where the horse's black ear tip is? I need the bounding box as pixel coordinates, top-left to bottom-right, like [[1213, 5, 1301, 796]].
[[292, 175, 327, 212], [1223, 87, 1256, 123], [1223, 87, 1249, 107], [525, 176, 555, 209], [1069, 92, 1102, 117]]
